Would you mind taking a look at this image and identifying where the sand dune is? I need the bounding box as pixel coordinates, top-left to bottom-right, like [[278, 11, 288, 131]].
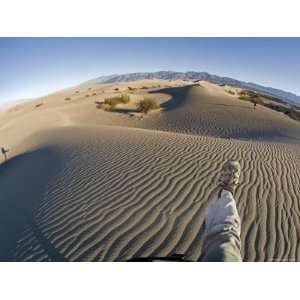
[[1, 80, 300, 261]]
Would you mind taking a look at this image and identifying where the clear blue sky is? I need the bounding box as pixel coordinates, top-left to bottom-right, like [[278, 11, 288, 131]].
[[0, 38, 300, 103]]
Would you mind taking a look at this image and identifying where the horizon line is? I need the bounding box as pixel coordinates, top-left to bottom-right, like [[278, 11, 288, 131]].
[[1, 69, 299, 106]]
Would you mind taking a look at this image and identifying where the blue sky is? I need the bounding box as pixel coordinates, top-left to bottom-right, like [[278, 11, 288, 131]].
[[0, 38, 299, 103]]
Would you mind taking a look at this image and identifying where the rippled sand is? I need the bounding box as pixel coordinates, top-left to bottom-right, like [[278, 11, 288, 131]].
[[1, 80, 300, 261]]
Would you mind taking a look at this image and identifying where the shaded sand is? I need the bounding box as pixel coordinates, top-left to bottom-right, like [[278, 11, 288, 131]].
[[1, 80, 300, 261]]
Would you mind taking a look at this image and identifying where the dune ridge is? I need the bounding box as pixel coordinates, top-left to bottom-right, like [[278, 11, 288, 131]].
[[1, 80, 300, 261]]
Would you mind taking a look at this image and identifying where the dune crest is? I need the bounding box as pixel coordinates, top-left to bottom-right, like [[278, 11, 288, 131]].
[[1, 80, 300, 261]]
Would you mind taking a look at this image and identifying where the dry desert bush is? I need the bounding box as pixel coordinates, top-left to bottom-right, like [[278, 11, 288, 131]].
[[137, 97, 159, 114], [226, 89, 235, 95], [104, 94, 131, 110], [238, 90, 264, 105]]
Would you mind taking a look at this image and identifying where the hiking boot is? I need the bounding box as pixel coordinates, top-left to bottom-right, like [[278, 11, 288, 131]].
[[218, 160, 241, 196]]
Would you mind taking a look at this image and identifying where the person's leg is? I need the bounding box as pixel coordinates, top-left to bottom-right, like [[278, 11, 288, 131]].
[[201, 160, 242, 262]]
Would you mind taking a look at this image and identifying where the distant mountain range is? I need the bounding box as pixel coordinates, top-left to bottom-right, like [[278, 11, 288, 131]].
[[85, 71, 300, 105]]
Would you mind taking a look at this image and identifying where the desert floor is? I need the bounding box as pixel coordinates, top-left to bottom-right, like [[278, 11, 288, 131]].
[[1, 79, 300, 261]]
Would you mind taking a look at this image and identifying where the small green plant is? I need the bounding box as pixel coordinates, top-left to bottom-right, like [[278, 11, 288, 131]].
[[137, 97, 159, 114]]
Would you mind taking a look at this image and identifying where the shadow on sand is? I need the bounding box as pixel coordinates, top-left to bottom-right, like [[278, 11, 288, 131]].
[[149, 85, 195, 111], [112, 108, 138, 114], [0, 148, 68, 261]]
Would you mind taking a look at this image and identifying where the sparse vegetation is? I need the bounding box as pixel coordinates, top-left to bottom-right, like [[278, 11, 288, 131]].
[[64, 97, 71, 101], [35, 103, 43, 108], [119, 94, 130, 104], [251, 98, 265, 106], [226, 90, 235, 95], [239, 90, 258, 98], [85, 94, 90, 97], [238, 90, 265, 106], [141, 86, 149, 89], [238, 89, 300, 123], [103, 94, 131, 110], [287, 110, 300, 122], [114, 87, 119, 91], [92, 93, 97, 96], [136, 97, 159, 114], [104, 98, 119, 109], [75, 91, 79, 93], [128, 86, 135, 91], [264, 103, 300, 122]]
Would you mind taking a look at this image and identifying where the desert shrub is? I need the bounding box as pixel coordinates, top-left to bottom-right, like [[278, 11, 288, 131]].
[[251, 98, 264, 106], [85, 94, 90, 97], [119, 93, 130, 104], [104, 94, 131, 109], [239, 95, 264, 105], [226, 90, 235, 95], [239, 90, 258, 99], [238, 90, 265, 106], [287, 110, 300, 122], [137, 97, 159, 114], [92, 93, 97, 96], [114, 87, 119, 91], [264, 103, 300, 122], [75, 91, 79, 93], [128, 86, 135, 91], [64, 97, 71, 101], [104, 98, 119, 109], [264, 103, 284, 112], [35, 103, 43, 108], [238, 95, 249, 101], [88, 88, 92, 90], [141, 86, 148, 89]]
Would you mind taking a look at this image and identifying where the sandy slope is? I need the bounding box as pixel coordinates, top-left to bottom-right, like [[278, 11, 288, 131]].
[[1, 80, 300, 261]]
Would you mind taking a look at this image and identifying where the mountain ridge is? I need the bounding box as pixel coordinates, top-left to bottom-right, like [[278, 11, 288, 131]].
[[84, 71, 300, 105]]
